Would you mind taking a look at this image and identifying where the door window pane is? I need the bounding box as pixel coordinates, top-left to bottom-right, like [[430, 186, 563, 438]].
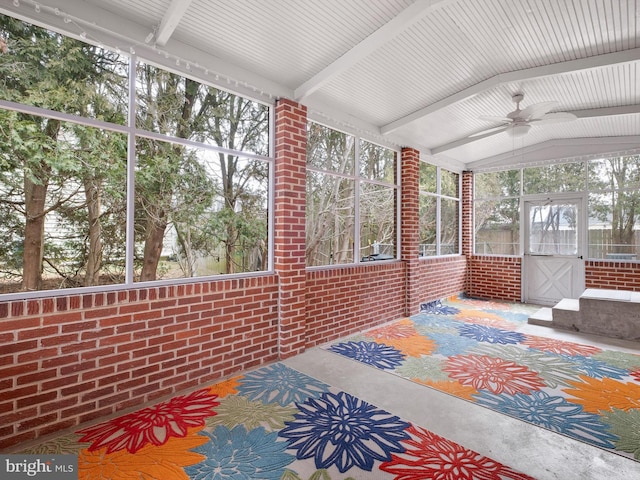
[[528, 202, 577, 255]]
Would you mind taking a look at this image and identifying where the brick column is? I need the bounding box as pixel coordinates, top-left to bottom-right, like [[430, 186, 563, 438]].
[[401, 147, 420, 315], [274, 99, 307, 358], [461, 171, 473, 294]]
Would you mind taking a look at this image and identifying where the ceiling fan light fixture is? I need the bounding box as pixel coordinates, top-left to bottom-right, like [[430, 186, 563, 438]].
[[509, 123, 531, 137]]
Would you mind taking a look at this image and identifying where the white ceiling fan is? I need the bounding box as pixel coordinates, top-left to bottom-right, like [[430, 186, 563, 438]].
[[474, 93, 577, 138]]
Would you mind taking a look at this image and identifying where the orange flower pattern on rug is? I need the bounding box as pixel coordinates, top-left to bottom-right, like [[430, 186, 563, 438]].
[[77, 388, 219, 453], [373, 335, 437, 358], [78, 427, 207, 480], [325, 295, 640, 463], [444, 354, 545, 395], [522, 336, 602, 356], [365, 319, 436, 357], [208, 375, 242, 398], [455, 309, 516, 331], [564, 375, 640, 413], [414, 379, 479, 400]]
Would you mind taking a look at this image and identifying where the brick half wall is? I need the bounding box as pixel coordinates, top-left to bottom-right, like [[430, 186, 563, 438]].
[[415, 256, 467, 307], [0, 276, 279, 450], [586, 260, 640, 291], [468, 255, 522, 301], [305, 262, 406, 346]]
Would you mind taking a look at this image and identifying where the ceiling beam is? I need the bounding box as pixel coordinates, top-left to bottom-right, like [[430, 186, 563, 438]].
[[381, 48, 640, 135], [155, 0, 195, 46], [431, 104, 640, 155], [467, 136, 640, 171], [293, 0, 456, 101]]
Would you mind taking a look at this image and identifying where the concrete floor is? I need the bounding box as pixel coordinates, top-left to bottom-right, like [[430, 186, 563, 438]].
[[283, 321, 640, 480]]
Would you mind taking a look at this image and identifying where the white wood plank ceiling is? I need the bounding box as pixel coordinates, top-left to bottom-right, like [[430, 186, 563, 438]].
[[3, 0, 639, 172]]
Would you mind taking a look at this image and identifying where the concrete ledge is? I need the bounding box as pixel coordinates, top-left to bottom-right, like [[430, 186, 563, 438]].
[[528, 307, 553, 327], [581, 288, 632, 302]]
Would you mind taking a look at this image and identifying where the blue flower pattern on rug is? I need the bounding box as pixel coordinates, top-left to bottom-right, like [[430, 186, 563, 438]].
[[324, 295, 640, 463], [328, 340, 405, 370], [457, 324, 526, 344], [186, 425, 295, 480], [474, 390, 618, 449], [279, 391, 411, 473], [420, 299, 460, 315], [428, 331, 480, 356], [237, 362, 328, 406], [562, 354, 629, 379]]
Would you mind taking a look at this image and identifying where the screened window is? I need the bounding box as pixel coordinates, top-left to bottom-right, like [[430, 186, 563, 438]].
[[588, 156, 640, 260], [475, 156, 640, 261], [306, 123, 398, 266], [474, 170, 520, 255], [419, 163, 460, 257], [0, 16, 271, 295], [523, 162, 585, 194]]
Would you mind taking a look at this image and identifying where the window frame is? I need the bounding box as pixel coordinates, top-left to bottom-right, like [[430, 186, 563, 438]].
[[0, 33, 275, 301], [473, 156, 640, 261], [305, 120, 400, 268], [418, 162, 462, 258]]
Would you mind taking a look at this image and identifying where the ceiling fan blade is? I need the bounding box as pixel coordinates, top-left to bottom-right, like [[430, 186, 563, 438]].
[[520, 101, 558, 120], [469, 125, 508, 137], [478, 115, 511, 124], [533, 112, 578, 124]]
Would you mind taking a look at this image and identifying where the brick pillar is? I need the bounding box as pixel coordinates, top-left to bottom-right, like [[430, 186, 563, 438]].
[[274, 99, 307, 358], [401, 147, 420, 315], [461, 171, 473, 294]]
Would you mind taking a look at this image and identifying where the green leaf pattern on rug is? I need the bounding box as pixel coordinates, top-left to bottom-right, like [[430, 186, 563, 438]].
[[602, 408, 640, 459], [395, 355, 450, 382], [206, 395, 297, 431], [21, 433, 89, 454], [593, 350, 640, 370], [281, 469, 356, 480]]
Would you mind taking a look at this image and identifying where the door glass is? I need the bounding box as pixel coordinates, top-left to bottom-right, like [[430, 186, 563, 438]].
[[528, 202, 578, 255]]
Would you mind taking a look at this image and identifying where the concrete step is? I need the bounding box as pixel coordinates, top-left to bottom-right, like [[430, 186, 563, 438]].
[[551, 298, 581, 329], [528, 307, 553, 327]]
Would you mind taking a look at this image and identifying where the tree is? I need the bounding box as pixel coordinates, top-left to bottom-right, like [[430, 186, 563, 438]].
[[306, 124, 356, 265], [135, 65, 269, 279], [0, 16, 128, 291]]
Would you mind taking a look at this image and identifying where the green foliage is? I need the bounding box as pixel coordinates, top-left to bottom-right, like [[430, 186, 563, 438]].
[[0, 15, 269, 290]]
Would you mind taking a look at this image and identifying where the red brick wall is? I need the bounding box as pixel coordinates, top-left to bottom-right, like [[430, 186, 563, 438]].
[[0, 99, 473, 451], [0, 277, 279, 450], [467, 255, 522, 301], [416, 256, 467, 304], [305, 262, 406, 347], [586, 260, 640, 291]]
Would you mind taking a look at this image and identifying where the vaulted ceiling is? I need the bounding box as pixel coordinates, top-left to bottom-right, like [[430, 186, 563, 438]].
[[3, 0, 640, 172]]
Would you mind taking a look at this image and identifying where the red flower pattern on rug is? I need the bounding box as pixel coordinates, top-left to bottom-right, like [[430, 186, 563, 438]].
[[444, 354, 545, 395], [380, 424, 535, 480], [77, 388, 219, 453], [522, 336, 602, 356]]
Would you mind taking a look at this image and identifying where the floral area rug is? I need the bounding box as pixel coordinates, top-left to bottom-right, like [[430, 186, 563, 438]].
[[324, 295, 640, 463], [22, 362, 535, 479]]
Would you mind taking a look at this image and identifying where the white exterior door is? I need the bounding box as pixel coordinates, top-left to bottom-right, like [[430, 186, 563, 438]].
[[524, 198, 585, 306]]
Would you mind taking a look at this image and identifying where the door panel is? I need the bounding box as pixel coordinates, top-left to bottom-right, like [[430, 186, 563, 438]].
[[524, 199, 585, 305]]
